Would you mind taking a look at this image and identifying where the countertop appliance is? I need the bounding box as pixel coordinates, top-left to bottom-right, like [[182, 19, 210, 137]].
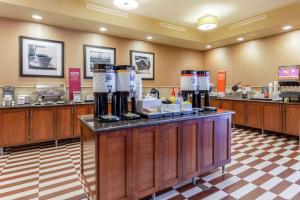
[[116, 65, 140, 120], [150, 88, 160, 99], [34, 84, 66, 104], [93, 64, 119, 122], [278, 65, 300, 101], [2, 86, 14, 106], [197, 70, 211, 108], [17, 95, 31, 105], [181, 70, 200, 108]]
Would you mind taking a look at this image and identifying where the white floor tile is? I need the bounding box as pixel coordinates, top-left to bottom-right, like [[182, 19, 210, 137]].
[[260, 177, 283, 190], [256, 191, 277, 200], [203, 190, 227, 200], [181, 187, 202, 198], [230, 183, 257, 199], [279, 184, 300, 199]]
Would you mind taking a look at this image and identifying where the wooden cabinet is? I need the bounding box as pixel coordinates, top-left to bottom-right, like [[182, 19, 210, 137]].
[[263, 103, 283, 133], [181, 120, 201, 180], [74, 105, 92, 136], [284, 104, 300, 136], [81, 114, 233, 200], [0, 109, 29, 147], [133, 126, 160, 199], [98, 130, 132, 200], [219, 100, 232, 110], [211, 99, 220, 108], [159, 123, 182, 189], [232, 101, 246, 125], [56, 106, 73, 139], [30, 108, 56, 143], [0, 104, 95, 148], [246, 102, 263, 129]]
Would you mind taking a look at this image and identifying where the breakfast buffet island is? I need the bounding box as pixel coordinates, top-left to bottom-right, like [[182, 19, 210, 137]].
[[80, 110, 233, 200]]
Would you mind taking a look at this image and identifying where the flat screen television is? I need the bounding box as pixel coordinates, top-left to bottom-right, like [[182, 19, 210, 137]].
[[278, 65, 300, 83]]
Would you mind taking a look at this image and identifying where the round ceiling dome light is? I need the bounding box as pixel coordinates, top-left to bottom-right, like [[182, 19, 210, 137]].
[[197, 15, 218, 31], [113, 0, 139, 10]]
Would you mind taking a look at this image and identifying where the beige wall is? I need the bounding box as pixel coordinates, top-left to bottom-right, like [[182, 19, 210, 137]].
[[204, 30, 300, 87], [0, 17, 204, 88]]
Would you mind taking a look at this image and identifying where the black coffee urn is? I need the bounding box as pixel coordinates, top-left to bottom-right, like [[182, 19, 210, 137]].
[[180, 70, 200, 108], [197, 70, 216, 111], [93, 64, 119, 121], [115, 65, 140, 119]]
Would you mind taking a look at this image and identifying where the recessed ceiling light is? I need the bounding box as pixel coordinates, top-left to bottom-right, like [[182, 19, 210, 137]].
[[237, 37, 244, 41], [99, 27, 108, 32], [113, 0, 138, 10], [282, 25, 293, 30], [146, 36, 153, 40], [197, 15, 218, 31], [32, 15, 42, 20], [206, 45, 212, 49]]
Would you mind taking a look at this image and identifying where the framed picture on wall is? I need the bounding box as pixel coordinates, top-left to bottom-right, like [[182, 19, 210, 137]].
[[83, 45, 116, 79], [130, 50, 155, 80], [19, 36, 64, 78]]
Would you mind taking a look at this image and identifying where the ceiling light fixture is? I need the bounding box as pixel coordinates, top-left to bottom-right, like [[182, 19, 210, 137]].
[[206, 45, 212, 49], [282, 25, 293, 30], [113, 0, 139, 10], [146, 36, 153, 40], [32, 15, 42, 20], [99, 27, 108, 32], [237, 37, 244, 41], [197, 15, 218, 31]]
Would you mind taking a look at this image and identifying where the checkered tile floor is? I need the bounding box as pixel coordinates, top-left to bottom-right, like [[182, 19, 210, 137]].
[[0, 128, 299, 200]]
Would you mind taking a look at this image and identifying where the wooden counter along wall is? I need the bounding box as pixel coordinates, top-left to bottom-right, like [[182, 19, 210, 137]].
[[211, 98, 299, 136], [0, 104, 94, 149], [80, 114, 232, 200]]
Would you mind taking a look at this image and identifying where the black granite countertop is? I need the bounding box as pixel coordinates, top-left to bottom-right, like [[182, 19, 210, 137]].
[[211, 97, 300, 105], [79, 110, 234, 133], [0, 102, 94, 109]]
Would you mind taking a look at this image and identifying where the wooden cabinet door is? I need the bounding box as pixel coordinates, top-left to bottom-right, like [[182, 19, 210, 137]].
[[181, 120, 200, 180], [98, 130, 133, 200], [159, 123, 182, 189], [232, 101, 246, 125], [201, 115, 231, 173], [284, 104, 300, 136], [0, 109, 29, 147], [246, 102, 263, 129], [56, 106, 73, 139], [201, 118, 218, 174], [215, 115, 232, 166], [30, 108, 56, 143], [132, 126, 160, 199], [210, 99, 220, 108], [219, 100, 232, 110], [74, 105, 90, 137], [263, 103, 283, 133], [87, 104, 94, 115]]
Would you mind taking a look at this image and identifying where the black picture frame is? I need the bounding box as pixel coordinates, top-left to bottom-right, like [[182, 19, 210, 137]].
[[83, 44, 116, 79], [19, 36, 64, 78], [130, 50, 155, 80]]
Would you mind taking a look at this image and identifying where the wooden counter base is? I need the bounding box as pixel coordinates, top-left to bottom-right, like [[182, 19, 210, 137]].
[[211, 98, 300, 136], [80, 114, 232, 200]]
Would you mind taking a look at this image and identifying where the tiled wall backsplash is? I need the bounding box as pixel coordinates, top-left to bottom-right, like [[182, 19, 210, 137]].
[[0, 85, 265, 103], [0, 86, 178, 103]]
